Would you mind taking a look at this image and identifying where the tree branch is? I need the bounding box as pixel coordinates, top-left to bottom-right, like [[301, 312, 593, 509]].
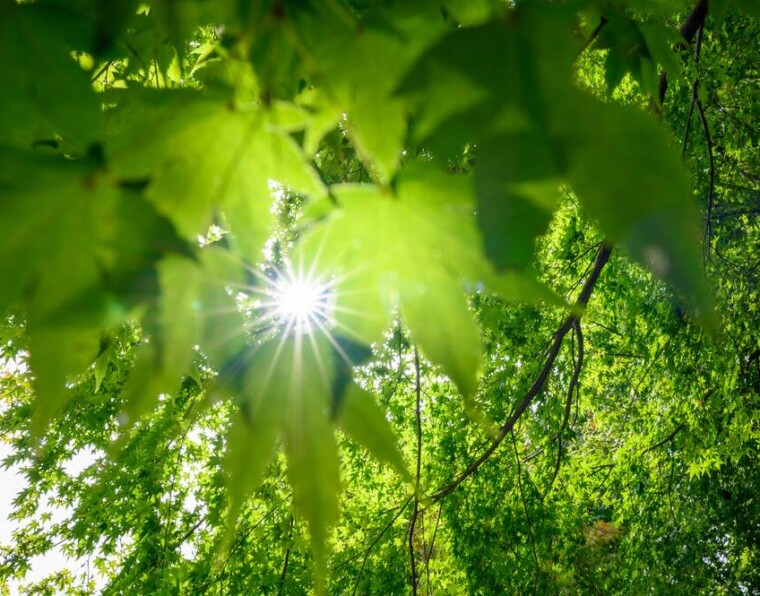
[[682, 22, 705, 155], [547, 320, 584, 492], [408, 345, 423, 596], [431, 242, 612, 501], [577, 15, 608, 57], [643, 423, 685, 454], [425, 501, 443, 594], [697, 96, 716, 263], [659, 0, 708, 106], [277, 514, 294, 596]]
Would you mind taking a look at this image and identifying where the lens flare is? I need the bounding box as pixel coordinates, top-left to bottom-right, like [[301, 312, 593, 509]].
[[271, 273, 333, 334]]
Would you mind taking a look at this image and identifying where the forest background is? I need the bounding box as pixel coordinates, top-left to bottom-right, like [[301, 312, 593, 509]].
[[0, 0, 758, 593]]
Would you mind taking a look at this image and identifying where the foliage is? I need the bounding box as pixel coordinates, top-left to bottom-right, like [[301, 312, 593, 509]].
[[0, 0, 758, 593]]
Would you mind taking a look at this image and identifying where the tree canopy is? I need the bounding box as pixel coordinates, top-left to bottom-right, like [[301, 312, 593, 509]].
[[0, 0, 759, 593]]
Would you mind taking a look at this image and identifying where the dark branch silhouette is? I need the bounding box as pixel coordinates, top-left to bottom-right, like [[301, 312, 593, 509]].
[[431, 242, 613, 501]]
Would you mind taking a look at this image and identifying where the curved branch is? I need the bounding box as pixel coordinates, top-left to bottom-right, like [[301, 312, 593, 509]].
[[431, 242, 612, 501]]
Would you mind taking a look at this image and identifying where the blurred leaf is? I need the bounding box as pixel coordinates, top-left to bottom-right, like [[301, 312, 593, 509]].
[[639, 23, 684, 82], [27, 326, 100, 437], [156, 256, 202, 387], [0, 4, 101, 148], [402, 268, 482, 398], [280, 335, 339, 591], [197, 246, 250, 375], [119, 254, 202, 428], [474, 133, 560, 269], [596, 12, 651, 94], [221, 339, 291, 551], [734, 0, 760, 17], [566, 102, 713, 319]]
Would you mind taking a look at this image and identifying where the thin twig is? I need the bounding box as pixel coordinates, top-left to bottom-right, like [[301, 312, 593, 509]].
[[90, 60, 113, 83], [198, 503, 280, 592], [424, 501, 444, 593], [352, 496, 414, 596], [577, 16, 608, 57], [547, 320, 584, 492], [643, 423, 685, 454], [277, 514, 294, 595], [408, 346, 423, 595], [681, 22, 705, 155], [511, 430, 539, 594], [697, 96, 716, 263], [430, 243, 612, 501]]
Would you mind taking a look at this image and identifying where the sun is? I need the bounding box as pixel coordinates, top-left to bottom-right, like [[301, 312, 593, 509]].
[[276, 278, 325, 321], [271, 272, 334, 334]]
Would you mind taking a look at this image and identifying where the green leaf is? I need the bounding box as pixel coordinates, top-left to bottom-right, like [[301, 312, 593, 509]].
[[400, 62, 489, 146], [474, 133, 560, 269], [0, 145, 200, 434], [197, 247, 250, 375], [0, 150, 103, 315], [566, 102, 713, 319], [296, 87, 343, 157], [297, 163, 550, 396], [120, 256, 201, 426], [27, 326, 100, 437], [0, 150, 122, 434], [93, 340, 117, 394], [403, 269, 482, 398], [397, 5, 578, 158], [596, 12, 656, 95], [106, 89, 323, 262], [0, 4, 101, 148], [604, 47, 630, 93], [119, 342, 163, 427], [151, 0, 237, 58], [221, 339, 291, 551], [329, 336, 373, 415], [304, 7, 445, 182], [337, 383, 410, 481], [221, 334, 341, 588], [104, 189, 196, 306], [443, 0, 500, 25], [156, 256, 202, 386], [639, 23, 684, 82], [280, 335, 339, 590], [734, 0, 760, 17]]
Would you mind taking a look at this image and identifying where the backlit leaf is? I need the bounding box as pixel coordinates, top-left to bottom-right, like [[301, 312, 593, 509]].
[[106, 89, 323, 262], [297, 163, 551, 397]]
